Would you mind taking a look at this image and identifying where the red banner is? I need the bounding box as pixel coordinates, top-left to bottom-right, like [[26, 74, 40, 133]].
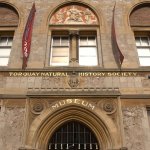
[[22, 3, 36, 69], [112, 3, 124, 68]]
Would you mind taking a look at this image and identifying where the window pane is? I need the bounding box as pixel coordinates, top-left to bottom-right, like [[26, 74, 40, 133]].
[[88, 37, 96, 45], [141, 37, 149, 46], [0, 37, 7, 46], [0, 48, 11, 56], [52, 47, 69, 57], [7, 37, 13, 46], [135, 37, 141, 46], [79, 47, 97, 56], [137, 48, 150, 56], [147, 110, 150, 128], [61, 37, 69, 46], [79, 56, 97, 66], [51, 57, 69, 66], [0, 58, 9, 66], [53, 37, 60, 46], [80, 37, 87, 46], [139, 57, 150, 66]]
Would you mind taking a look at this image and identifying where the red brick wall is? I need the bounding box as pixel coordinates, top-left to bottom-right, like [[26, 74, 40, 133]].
[[0, 5, 19, 26], [130, 5, 150, 27]]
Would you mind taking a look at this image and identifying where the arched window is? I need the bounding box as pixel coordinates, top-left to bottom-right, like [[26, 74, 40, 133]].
[[0, 3, 19, 66], [49, 3, 100, 67], [48, 121, 100, 150], [129, 3, 150, 66]]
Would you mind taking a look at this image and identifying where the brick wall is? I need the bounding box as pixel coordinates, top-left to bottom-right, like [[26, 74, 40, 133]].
[[0, 4, 19, 26], [130, 5, 150, 26]]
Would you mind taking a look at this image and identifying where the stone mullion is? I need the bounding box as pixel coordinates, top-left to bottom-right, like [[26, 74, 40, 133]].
[[69, 30, 79, 66]]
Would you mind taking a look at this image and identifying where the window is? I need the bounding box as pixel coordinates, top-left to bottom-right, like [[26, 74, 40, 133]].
[[79, 35, 97, 66], [147, 109, 150, 124], [50, 31, 98, 66], [129, 3, 150, 67], [0, 34, 13, 66], [48, 121, 100, 150], [0, 3, 19, 66], [135, 36, 150, 66], [50, 36, 70, 66], [49, 4, 99, 67]]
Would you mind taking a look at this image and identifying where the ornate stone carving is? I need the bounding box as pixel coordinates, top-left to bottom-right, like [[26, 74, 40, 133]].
[[50, 5, 98, 25], [33, 103, 44, 113], [30, 100, 45, 114], [103, 102, 114, 113], [98, 99, 117, 114], [67, 72, 79, 88]]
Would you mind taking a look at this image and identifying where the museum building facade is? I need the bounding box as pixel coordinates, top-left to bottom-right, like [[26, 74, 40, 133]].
[[0, 0, 150, 150]]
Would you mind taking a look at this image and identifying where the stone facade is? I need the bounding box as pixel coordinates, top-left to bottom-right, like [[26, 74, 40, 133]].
[[0, 0, 150, 150]]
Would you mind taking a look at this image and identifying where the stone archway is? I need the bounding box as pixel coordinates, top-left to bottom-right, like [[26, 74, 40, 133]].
[[25, 99, 121, 150]]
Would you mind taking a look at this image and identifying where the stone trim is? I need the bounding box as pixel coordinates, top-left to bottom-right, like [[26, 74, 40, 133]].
[[120, 94, 150, 99], [27, 88, 121, 97]]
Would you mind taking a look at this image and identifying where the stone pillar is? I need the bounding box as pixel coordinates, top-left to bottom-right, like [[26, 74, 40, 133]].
[[69, 30, 79, 66]]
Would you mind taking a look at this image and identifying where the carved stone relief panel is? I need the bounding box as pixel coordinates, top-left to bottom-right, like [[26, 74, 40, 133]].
[[50, 4, 98, 25]]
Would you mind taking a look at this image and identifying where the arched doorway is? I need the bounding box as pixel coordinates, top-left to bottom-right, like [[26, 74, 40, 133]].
[[48, 121, 100, 150], [25, 100, 121, 150]]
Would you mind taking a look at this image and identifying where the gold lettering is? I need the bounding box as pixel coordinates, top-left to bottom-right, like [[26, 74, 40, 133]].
[[35, 72, 40, 76], [102, 72, 106, 76], [66, 99, 73, 104], [107, 73, 113, 77], [9, 72, 14, 76], [22, 72, 28, 77], [74, 99, 80, 104], [17, 72, 23, 76], [133, 72, 137, 76], [82, 100, 88, 106], [88, 104, 95, 110], [52, 103, 59, 109], [59, 100, 66, 106], [8, 71, 138, 77]]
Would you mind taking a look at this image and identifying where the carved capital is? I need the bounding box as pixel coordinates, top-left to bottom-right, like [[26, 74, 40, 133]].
[[69, 30, 79, 37]]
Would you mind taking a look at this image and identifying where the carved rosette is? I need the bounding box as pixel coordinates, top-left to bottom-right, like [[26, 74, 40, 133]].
[[30, 100, 45, 115], [98, 99, 117, 114]]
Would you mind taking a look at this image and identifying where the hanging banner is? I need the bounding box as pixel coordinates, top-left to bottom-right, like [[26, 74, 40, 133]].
[[112, 3, 124, 67], [22, 3, 36, 69]]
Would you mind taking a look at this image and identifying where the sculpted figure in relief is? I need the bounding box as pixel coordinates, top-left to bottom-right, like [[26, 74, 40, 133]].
[[56, 9, 65, 24], [84, 8, 97, 24], [65, 6, 84, 24], [50, 5, 98, 25]]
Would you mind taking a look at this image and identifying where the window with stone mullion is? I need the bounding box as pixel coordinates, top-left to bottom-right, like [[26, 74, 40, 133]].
[[50, 31, 98, 66]]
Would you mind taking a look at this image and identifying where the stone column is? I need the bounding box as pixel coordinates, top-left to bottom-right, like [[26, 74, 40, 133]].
[[69, 30, 79, 66]]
